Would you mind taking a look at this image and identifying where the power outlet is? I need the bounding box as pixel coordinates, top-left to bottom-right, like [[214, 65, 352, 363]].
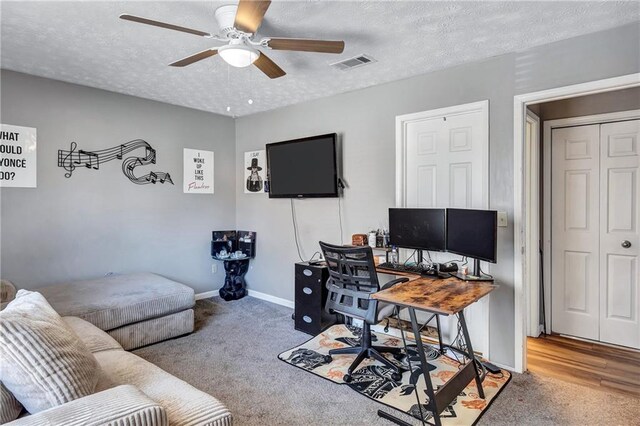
[[498, 211, 508, 227], [211, 263, 218, 274]]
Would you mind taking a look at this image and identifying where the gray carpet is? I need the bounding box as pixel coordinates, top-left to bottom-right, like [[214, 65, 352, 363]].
[[134, 297, 639, 425]]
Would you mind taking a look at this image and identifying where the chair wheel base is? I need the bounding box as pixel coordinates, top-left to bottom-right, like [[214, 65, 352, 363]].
[[343, 374, 352, 383], [391, 372, 403, 382], [323, 355, 332, 363]]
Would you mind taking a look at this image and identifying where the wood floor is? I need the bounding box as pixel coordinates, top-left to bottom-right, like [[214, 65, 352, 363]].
[[527, 334, 640, 397]]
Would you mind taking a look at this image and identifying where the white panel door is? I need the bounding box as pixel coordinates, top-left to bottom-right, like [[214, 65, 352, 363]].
[[551, 125, 600, 340], [399, 102, 489, 355], [599, 120, 640, 349], [405, 111, 487, 209]]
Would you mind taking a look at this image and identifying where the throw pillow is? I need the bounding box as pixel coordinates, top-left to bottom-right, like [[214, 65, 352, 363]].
[[0, 290, 99, 413], [0, 382, 22, 424]]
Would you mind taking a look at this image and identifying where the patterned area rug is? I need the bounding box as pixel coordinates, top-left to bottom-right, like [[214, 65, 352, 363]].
[[279, 324, 511, 425]]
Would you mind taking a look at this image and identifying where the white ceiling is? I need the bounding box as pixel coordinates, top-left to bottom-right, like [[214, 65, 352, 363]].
[[1, 1, 638, 117]]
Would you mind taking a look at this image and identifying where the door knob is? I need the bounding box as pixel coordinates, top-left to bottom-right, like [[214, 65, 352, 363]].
[[622, 240, 632, 249]]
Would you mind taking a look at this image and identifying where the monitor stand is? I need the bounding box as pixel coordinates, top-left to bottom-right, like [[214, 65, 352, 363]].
[[416, 249, 433, 273], [451, 258, 494, 282], [416, 249, 425, 269]]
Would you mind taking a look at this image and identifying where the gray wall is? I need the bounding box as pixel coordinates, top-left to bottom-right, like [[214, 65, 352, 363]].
[[235, 22, 640, 368], [0, 70, 236, 294]]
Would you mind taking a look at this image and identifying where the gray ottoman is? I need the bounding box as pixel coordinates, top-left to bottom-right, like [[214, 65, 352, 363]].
[[39, 272, 195, 350]]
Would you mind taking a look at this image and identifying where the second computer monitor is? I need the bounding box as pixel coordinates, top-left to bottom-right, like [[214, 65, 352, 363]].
[[446, 208, 497, 263], [388, 208, 446, 251]]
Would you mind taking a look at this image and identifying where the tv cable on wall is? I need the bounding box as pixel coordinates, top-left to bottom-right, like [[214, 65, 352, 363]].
[[290, 199, 305, 262], [289, 199, 322, 263]]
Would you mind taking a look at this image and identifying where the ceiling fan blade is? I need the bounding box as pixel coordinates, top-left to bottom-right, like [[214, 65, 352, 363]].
[[234, 0, 271, 34], [169, 49, 218, 67], [267, 38, 345, 54], [253, 52, 285, 79], [119, 14, 211, 37]]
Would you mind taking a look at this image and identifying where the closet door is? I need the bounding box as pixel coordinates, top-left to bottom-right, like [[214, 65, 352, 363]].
[[551, 125, 600, 340], [599, 120, 640, 349]]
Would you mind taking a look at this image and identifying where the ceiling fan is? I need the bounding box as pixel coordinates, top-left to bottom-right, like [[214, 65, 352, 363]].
[[120, 0, 345, 79]]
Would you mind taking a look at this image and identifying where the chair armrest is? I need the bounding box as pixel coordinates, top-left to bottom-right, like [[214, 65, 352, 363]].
[[7, 385, 167, 426], [380, 277, 410, 291]]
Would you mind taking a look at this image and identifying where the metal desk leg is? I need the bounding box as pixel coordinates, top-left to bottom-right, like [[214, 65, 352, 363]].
[[434, 314, 445, 354], [457, 310, 485, 399], [408, 308, 441, 426]]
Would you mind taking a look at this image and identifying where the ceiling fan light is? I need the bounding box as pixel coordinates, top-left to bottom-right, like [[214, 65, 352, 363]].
[[218, 44, 259, 68]]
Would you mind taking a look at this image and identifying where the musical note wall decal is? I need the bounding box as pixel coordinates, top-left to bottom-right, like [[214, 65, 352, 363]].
[[57, 139, 173, 185]]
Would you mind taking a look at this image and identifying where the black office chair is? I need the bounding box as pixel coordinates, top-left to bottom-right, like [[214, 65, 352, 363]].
[[319, 241, 409, 382]]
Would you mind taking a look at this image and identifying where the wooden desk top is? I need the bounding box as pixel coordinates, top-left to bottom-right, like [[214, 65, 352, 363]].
[[372, 270, 497, 315]]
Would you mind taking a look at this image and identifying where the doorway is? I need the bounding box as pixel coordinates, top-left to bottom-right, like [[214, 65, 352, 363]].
[[513, 73, 640, 374]]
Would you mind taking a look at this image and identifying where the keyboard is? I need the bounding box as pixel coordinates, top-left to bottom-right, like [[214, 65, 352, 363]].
[[378, 262, 432, 275]]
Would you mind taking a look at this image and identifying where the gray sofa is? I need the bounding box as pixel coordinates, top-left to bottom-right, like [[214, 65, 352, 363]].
[[38, 273, 195, 350], [8, 315, 232, 426], [1, 274, 232, 425]]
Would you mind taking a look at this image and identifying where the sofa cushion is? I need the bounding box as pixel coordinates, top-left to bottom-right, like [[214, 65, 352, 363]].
[[107, 309, 194, 351], [0, 291, 99, 413], [5, 385, 167, 426], [60, 317, 118, 393], [0, 382, 22, 424], [95, 350, 232, 426], [39, 273, 195, 331], [62, 317, 123, 353]]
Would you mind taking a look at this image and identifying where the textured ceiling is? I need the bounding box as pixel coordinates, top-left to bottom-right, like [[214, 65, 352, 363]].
[[1, 1, 638, 117]]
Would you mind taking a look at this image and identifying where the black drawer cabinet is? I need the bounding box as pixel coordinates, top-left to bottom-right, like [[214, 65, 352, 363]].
[[294, 262, 336, 335]]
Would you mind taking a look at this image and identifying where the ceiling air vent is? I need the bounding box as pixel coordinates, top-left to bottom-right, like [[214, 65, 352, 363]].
[[330, 54, 376, 71]]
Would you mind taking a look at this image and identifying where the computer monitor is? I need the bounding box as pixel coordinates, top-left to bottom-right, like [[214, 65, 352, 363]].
[[388, 208, 446, 252], [446, 208, 497, 281]]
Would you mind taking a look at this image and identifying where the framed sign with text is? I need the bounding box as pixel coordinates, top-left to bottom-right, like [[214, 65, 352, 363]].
[[0, 124, 37, 188], [183, 148, 214, 194]]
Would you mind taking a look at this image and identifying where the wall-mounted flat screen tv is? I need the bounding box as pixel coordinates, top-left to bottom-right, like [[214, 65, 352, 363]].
[[266, 133, 338, 198]]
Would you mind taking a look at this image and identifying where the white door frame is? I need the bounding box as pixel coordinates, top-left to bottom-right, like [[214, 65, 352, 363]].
[[396, 100, 490, 357], [513, 73, 640, 373], [543, 110, 640, 336], [525, 110, 541, 338]]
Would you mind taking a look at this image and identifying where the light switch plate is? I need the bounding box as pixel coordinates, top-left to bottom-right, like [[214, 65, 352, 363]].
[[498, 211, 508, 227], [211, 263, 217, 274]]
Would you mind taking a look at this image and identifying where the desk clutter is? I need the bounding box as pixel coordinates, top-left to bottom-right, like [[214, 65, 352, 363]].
[[352, 229, 390, 248], [278, 324, 511, 425]]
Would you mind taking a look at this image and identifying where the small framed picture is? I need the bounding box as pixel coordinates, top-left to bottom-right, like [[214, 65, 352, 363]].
[[244, 150, 267, 194]]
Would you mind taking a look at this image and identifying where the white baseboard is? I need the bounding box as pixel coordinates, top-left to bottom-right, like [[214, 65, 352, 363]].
[[247, 289, 294, 309], [194, 288, 294, 309], [489, 360, 516, 373], [195, 290, 219, 300]]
